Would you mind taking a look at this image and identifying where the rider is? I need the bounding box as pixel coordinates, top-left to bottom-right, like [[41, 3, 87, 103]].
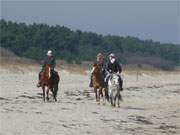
[[37, 50, 57, 87], [105, 53, 123, 90], [89, 53, 106, 87]]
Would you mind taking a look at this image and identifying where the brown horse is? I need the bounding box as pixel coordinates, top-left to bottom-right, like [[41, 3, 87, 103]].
[[92, 64, 106, 104], [40, 64, 60, 102]]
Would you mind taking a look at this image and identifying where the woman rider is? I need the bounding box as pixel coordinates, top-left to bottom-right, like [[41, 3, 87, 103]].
[[89, 53, 106, 87]]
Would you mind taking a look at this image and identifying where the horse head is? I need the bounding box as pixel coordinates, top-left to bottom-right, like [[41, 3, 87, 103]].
[[109, 73, 119, 86]]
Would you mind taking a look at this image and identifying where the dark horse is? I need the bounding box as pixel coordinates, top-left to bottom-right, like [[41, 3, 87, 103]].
[[39, 64, 60, 102], [92, 64, 106, 104]]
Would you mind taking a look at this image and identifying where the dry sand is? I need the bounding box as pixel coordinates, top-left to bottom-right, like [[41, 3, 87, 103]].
[[0, 66, 180, 135]]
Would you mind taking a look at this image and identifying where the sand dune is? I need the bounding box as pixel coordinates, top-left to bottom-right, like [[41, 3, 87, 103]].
[[0, 65, 180, 135]]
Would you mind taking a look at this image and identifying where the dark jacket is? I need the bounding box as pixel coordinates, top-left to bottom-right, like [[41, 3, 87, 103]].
[[106, 60, 122, 73], [42, 56, 56, 69]]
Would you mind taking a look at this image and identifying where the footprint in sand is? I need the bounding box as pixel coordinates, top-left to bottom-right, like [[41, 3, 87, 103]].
[[92, 111, 99, 114], [125, 106, 146, 111], [61, 107, 71, 110], [155, 123, 178, 134], [0, 97, 9, 101], [128, 115, 153, 125], [18, 95, 36, 99]]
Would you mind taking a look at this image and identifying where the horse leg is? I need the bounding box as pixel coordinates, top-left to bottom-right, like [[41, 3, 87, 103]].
[[112, 91, 116, 107], [118, 95, 120, 108], [46, 87, 49, 101], [94, 88, 98, 102], [110, 93, 113, 106], [54, 91, 57, 102], [98, 88, 101, 104], [109, 90, 113, 106], [105, 87, 109, 102], [42, 86, 45, 102], [50, 87, 56, 102], [110, 96, 113, 106], [100, 88, 104, 105], [113, 96, 116, 107], [52, 85, 57, 102], [53, 75, 59, 102], [102, 88, 106, 105], [96, 89, 100, 105], [118, 93, 122, 107], [117, 92, 120, 107]]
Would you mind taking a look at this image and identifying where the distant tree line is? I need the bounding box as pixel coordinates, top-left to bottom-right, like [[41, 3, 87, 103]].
[[0, 19, 179, 68]]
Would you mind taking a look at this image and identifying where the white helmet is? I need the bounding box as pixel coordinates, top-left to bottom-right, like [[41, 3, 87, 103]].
[[47, 50, 53, 56]]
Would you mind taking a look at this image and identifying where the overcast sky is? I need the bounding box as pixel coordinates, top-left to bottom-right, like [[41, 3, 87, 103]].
[[1, 0, 180, 44]]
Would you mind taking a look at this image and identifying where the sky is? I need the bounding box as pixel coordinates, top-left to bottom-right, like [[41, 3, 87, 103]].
[[1, 0, 180, 44]]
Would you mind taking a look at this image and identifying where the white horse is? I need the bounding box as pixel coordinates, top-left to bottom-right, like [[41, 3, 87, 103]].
[[108, 73, 122, 107]]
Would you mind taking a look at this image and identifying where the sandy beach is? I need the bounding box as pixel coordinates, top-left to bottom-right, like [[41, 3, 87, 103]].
[[0, 66, 180, 135]]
